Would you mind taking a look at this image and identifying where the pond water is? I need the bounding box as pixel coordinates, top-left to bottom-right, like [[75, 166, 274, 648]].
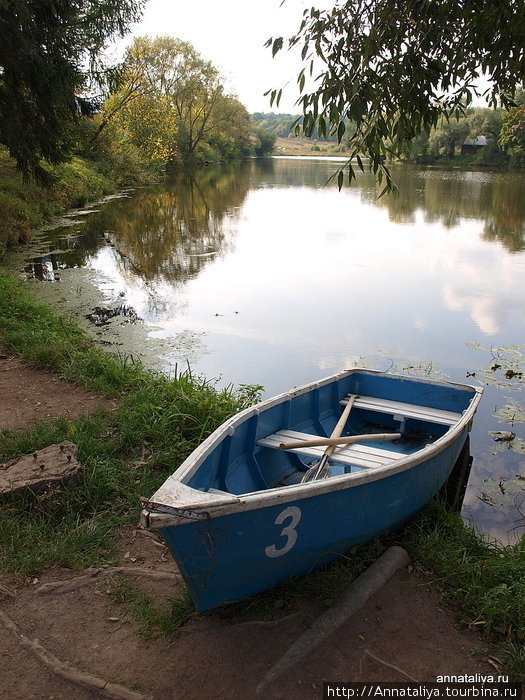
[[10, 158, 525, 544]]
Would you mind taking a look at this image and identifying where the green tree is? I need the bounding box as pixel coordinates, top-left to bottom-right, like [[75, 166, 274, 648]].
[[254, 128, 276, 157], [115, 90, 177, 165], [514, 87, 525, 106], [428, 118, 471, 159], [124, 36, 224, 163], [0, 0, 144, 181], [467, 108, 504, 142], [252, 113, 300, 138], [110, 36, 255, 167], [398, 129, 430, 162], [205, 97, 254, 160], [499, 104, 525, 168], [499, 105, 525, 152], [466, 108, 507, 166], [86, 51, 155, 151], [268, 0, 525, 192]]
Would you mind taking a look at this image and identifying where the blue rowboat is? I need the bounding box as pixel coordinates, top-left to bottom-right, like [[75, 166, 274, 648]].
[[141, 369, 482, 612]]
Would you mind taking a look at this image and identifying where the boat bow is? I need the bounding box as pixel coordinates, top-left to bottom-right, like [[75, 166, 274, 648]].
[[141, 480, 240, 527]]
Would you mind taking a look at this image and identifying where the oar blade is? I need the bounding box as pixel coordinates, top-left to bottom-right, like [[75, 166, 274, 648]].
[[301, 458, 331, 483]]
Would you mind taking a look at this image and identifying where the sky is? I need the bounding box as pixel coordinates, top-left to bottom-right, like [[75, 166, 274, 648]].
[[113, 0, 492, 116], [117, 0, 330, 114]]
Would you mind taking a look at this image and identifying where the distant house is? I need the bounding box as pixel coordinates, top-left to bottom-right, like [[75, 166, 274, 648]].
[[461, 135, 488, 156]]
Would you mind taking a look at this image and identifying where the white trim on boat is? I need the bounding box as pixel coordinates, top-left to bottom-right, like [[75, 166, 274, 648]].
[[142, 369, 483, 528]]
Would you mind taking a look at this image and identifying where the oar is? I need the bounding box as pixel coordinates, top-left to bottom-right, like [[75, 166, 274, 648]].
[[280, 432, 401, 450], [301, 394, 356, 483]]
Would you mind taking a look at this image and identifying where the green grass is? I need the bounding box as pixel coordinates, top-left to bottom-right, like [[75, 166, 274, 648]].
[[0, 268, 145, 394], [401, 498, 525, 680], [0, 267, 256, 576], [403, 499, 525, 638], [108, 575, 196, 638], [1, 266, 524, 678], [0, 379, 249, 575]]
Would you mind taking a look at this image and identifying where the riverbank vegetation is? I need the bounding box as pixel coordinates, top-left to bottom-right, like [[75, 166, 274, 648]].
[[0, 144, 152, 258], [98, 35, 266, 169], [0, 268, 254, 572], [253, 97, 525, 170], [0, 37, 275, 259], [2, 0, 524, 203], [0, 26, 275, 257], [2, 1, 524, 257], [268, 1, 525, 192], [0, 268, 523, 678], [0, 2, 275, 182], [0, 0, 146, 182]]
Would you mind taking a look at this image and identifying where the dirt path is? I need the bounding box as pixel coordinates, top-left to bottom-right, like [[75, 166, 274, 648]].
[[0, 346, 495, 699], [0, 343, 116, 430]]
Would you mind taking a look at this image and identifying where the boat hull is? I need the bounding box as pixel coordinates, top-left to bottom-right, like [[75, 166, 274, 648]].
[[143, 369, 482, 612], [160, 427, 469, 612]]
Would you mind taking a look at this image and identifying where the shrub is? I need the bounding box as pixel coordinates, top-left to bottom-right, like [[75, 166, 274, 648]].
[[0, 191, 32, 254]]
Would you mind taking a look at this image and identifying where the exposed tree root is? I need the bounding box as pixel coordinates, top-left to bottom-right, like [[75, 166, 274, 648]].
[[233, 611, 302, 627], [0, 583, 16, 598], [361, 648, 419, 681], [35, 567, 180, 595], [0, 608, 152, 700]]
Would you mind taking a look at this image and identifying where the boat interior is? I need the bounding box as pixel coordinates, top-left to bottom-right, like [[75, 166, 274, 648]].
[[185, 372, 475, 496]]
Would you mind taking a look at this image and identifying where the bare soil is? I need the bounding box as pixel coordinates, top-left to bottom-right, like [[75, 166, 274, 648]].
[[0, 345, 497, 699], [0, 344, 116, 430]]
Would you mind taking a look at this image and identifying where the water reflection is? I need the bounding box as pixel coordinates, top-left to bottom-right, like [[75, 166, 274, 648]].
[[257, 161, 525, 253], [25, 253, 63, 282], [13, 158, 525, 542], [370, 168, 525, 251], [89, 165, 251, 283]]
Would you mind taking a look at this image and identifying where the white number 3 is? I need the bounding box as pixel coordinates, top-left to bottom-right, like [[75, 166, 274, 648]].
[[264, 506, 302, 558]]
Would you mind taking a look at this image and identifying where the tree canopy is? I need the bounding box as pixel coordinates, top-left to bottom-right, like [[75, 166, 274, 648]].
[[268, 0, 525, 193], [500, 105, 525, 154], [106, 36, 255, 166], [0, 0, 145, 181]]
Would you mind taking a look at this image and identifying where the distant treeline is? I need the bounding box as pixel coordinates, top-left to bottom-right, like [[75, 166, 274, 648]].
[[253, 92, 525, 169], [252, 113, 339, 142], [252, 113, 301, 139]]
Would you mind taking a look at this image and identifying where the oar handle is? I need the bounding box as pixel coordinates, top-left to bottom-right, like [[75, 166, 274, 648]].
[[301, 393, 356, 483], [280, 432, 401, 450], [322, 393, 356, 458], [331, 394, 356, 439]]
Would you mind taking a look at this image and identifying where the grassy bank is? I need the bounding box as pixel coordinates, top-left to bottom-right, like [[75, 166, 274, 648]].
[[402, 500, 525, 680], [0, 268, 253, 572], [0, 268, 523, 678], [0, 147, 154, 258]]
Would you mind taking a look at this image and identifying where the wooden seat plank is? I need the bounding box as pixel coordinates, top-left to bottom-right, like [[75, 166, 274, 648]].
[[344, 395, 462, 426], [257, 430, 401, 469]]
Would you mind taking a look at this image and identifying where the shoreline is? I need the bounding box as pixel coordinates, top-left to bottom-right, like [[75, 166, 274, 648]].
[[0, 265, 523, 679]]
